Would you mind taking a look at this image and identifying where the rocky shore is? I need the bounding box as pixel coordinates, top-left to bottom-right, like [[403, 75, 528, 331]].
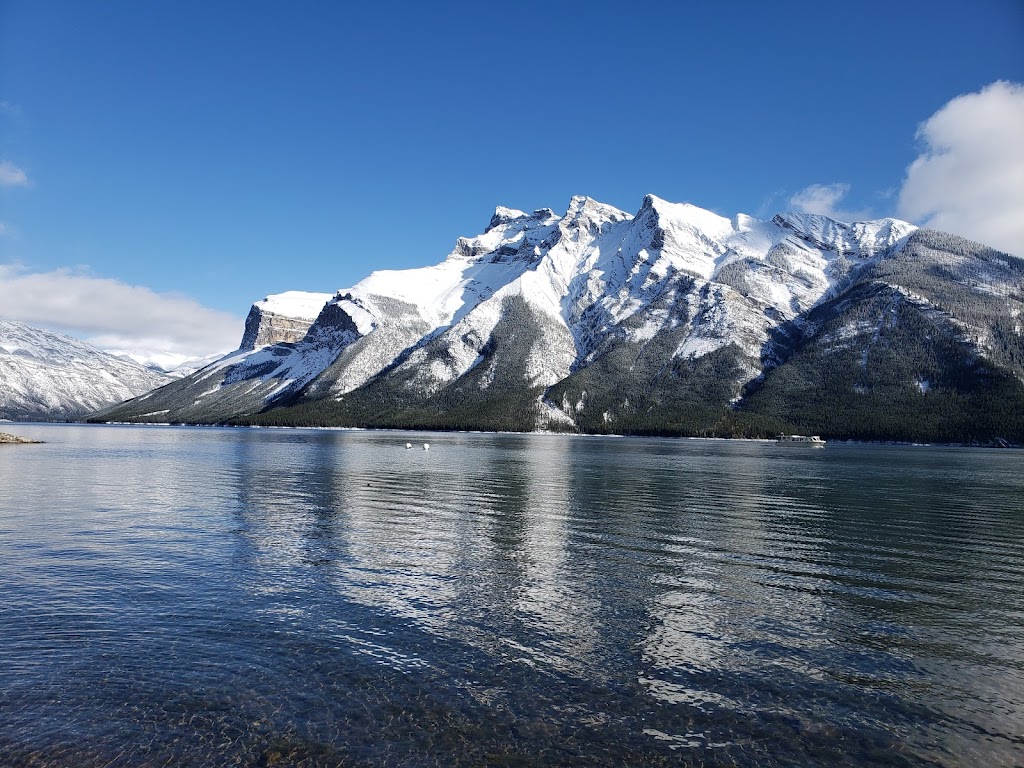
[[0, 431, 42, 444]]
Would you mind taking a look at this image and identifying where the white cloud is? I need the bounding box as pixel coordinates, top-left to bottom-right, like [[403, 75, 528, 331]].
[[898, 81, 1024, 257], [789, 183, 870, 222], [0, 265, 243, 361], [0, 160, 29, 187]]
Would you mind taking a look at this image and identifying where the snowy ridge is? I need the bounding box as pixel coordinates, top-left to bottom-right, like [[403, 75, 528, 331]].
[[0, 320, 172, 419], [99, 195, 922, 426]]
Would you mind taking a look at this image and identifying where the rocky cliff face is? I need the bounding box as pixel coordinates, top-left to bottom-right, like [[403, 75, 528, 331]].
[[94, 195, 1024, 442], [239, 291, 333, 350]]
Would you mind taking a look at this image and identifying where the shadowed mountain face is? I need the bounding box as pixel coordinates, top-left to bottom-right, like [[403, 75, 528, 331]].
[[739, 230, 1024, 442], [94, 197, 1024, 443]]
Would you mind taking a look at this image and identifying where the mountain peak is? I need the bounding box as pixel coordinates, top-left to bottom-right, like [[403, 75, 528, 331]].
[[773, 211, 849, 233], [563, 196, 631, 229], [485, 206, 560, 233], [638, 194, 733, 239], [772, 212, 918, 258], [486, 206, 529, 232], [639, 193, 667, 211]]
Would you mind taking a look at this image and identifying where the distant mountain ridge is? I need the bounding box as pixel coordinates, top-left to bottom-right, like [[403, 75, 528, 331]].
[[0, 321, 173, 420], [93, 195, 1024, 443]]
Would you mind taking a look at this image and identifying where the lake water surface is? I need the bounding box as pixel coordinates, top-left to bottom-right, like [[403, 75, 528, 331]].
[[1, 424, 1022, 767]]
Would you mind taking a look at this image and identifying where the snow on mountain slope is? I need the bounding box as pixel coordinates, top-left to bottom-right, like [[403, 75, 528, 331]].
[[98, 195, 918, 426], [258, 291, 334, 319], [332, 193, 916, 405], [306, 206, 570, 397], [523, 195, 917, 383], [0, 320, 172, 420]]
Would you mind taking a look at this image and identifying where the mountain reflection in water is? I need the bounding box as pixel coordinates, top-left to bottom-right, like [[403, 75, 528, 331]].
[[1, 424, 1022, 767]]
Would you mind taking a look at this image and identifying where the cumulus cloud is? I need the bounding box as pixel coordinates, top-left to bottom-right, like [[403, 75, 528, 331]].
[[0, 160, 29, 187], [0, 265, 243, 364], [898, 81, 1024, 256], [789, 183, 870, 222]]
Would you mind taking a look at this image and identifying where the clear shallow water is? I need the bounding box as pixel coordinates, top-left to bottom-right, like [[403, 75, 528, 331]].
[[1, 424, 1022, 767]]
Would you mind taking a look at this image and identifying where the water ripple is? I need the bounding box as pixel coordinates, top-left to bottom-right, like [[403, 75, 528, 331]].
[[0, 425, 1022, 766]]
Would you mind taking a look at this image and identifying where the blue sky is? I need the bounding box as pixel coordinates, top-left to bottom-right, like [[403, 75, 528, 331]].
[[1, 0, 1022, 360]]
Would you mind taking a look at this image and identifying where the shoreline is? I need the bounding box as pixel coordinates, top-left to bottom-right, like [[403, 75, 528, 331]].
[[8, 420, 1020, 449]]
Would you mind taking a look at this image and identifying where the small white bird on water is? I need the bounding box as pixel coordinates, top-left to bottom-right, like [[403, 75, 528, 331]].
[[423, 443, 430, 451], [405, 442, 412, 449]]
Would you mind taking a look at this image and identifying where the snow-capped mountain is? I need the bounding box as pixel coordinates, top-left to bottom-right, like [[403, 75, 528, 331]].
[[0, 321, 174, 420], [95, 195, 1024, 442]]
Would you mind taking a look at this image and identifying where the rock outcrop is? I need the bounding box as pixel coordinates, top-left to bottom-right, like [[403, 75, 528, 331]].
[[239, 291, 334, 350]]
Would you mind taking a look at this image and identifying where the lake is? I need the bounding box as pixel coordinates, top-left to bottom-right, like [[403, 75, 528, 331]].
[[1, 424, 1022, 766]]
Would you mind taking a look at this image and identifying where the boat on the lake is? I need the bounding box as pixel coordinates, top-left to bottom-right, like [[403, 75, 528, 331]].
[[776, 434, 826, 447]]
